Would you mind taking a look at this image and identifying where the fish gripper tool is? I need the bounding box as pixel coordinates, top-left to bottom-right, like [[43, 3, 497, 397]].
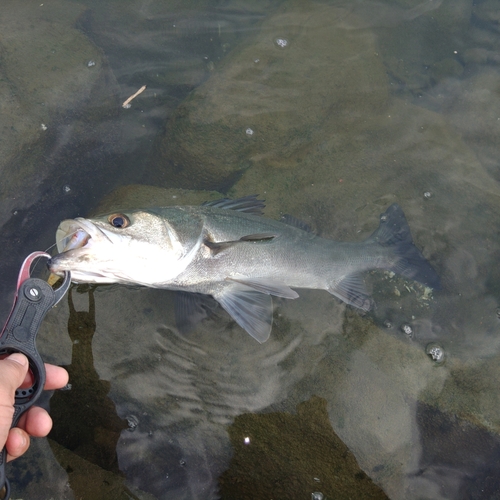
[[0, 252, 71, 499]]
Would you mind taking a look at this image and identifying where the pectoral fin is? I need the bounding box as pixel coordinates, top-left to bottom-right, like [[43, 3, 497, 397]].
[[327, 274, 373, 311], [214, 284, 273, 343], [204, 233, 277, 255]]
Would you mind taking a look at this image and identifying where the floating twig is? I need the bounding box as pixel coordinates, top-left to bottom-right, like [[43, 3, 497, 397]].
[[122, 85, 147, 108]]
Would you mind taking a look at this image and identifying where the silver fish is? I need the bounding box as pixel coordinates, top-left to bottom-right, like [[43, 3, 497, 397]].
[[49, 196, 440, 343]]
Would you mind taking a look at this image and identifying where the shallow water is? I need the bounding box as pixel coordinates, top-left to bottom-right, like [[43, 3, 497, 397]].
[[1, 0, 500, 498]]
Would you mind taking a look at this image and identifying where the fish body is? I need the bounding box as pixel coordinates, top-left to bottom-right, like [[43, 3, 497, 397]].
[[49, 196, 440, 342]]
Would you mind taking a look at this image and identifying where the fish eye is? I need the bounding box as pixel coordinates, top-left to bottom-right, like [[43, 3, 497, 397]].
[[108, 213, 130, 228]]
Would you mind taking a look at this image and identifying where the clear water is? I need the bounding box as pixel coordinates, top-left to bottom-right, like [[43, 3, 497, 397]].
[[1, 0, 500, 498]]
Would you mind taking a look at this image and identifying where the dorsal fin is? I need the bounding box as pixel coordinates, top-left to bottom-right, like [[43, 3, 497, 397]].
[[202, 195, 265, 215]]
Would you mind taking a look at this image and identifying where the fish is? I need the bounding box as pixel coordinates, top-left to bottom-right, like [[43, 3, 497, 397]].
[[49, 195, 440, 343]]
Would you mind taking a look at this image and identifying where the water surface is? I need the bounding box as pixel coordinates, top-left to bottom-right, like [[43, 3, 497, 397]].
[[1, 0, 500, 498]]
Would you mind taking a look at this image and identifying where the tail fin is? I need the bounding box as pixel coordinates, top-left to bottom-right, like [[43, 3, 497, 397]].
[[369, 204, 441, 289]]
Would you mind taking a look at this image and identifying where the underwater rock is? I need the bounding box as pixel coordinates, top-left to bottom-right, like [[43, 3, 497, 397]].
[[154, 1, 388, 189], [219, 395, 389, 499]]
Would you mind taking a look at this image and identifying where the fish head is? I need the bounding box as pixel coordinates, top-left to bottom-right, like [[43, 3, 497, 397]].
[[49, 210, 201, 285]]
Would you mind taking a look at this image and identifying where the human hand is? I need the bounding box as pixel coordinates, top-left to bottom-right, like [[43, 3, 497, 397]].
[[0, 353, 69, 461]]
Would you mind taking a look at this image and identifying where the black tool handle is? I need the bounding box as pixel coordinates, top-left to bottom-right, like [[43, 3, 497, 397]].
[[0, 277, 58, 499]]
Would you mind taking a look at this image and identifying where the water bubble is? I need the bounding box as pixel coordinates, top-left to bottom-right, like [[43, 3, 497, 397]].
[[60, 383, 72, 392], [311, 493, 324, 500], [246, 128, 254, 136], [426, 343, 445, 364], [40, 123, 47, 131], [423, 191, 432, 199], [274, 37, 289, 49], [401, 323, 413, 337], [179, 459, 186, 466], [62, 185, 71, 194], [383, 319, 393, 329], [87, 60, 96, 67], [244, 436, 250, 445], [380, 214, 388, 222], [123, 103, 132, 109], [126, 415, 139, 432]]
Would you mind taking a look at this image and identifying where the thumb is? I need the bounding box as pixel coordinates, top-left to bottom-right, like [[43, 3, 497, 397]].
[[0, 354, 29, 449]]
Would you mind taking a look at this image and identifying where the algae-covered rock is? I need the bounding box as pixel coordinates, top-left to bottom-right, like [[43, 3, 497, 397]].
[[154, 1, 388, 189], [219, 395, 389, 499]]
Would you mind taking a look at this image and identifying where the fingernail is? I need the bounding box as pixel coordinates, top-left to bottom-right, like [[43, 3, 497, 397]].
[[7, 353, 28, 367]]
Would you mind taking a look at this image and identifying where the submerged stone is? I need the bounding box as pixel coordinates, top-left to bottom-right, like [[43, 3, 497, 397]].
[[153, 2, 388, 189], [219, 395, 389, 500]]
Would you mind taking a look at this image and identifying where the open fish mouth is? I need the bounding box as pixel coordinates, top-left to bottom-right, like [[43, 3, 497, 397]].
[[57, 227, 90, 253], [55, 218, 106, 254], [51, 218, 115, 282]]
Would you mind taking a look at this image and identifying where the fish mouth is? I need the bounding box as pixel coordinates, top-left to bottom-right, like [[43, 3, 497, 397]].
[[55, 218, 112, 253], [51, 218, 113, 282], [56, 221, 90, 253]]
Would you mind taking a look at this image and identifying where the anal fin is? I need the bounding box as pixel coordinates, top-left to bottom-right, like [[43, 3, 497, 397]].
[[327, 274, 373, 311]]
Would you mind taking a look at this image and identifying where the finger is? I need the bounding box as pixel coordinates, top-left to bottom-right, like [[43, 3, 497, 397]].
[[0, 354, 29, 449], [19, 363, 69, 390], [16, 406, 53, 438], [5, 428, 29, 462], [44, 364, 69, 391], [0, 354, 29, 398]]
